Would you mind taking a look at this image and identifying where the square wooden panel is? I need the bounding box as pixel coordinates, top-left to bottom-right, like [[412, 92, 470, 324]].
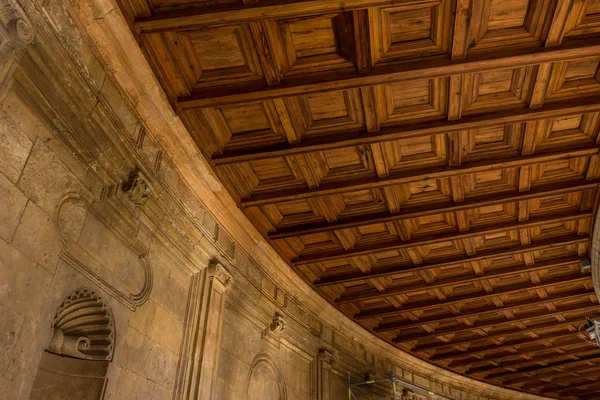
[[384, 178, 453, 210], [415, 240, 466, 262], [293, 89, 366, 136], [370, 135, 448, 178], [461, 67, 536, 115], [468, 203, 519, 228], [140, 24, 265, 97], [461, 168, 520, 198], [534, 113, 600, 152], [261, 13, 357, 77], [530, 157, 589, 186], [544, 57, 600, 101], [369, 0, 453, 63], [528, 192, 584, 217], [462, 124, 525, 163], [565, 0, 600, 38], [405, 213, 458, 238], [184, 100, 293, 158], [471, 230, 521, 252], [467, 0, 552, 53], [377, 77, 449, 124]]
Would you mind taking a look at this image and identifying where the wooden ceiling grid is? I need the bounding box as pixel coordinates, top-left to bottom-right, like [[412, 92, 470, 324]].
[[117, 0, 600, 397]]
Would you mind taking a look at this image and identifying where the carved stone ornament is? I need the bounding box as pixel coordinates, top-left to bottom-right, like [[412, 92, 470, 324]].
[[318, 349, 335, 365], [214, 263, 233, 289], [0, 0, 34, 46], [121, 170, 151, 207], [269, 314, 285, 335], [48, 289, 115, 361]]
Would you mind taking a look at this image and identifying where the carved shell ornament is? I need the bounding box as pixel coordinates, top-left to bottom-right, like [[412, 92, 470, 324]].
[[48, 289, 115, 361]]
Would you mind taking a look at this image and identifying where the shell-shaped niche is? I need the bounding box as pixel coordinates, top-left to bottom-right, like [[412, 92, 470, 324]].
[[247, 354, 287, 400], [49, 289, 115, 361]]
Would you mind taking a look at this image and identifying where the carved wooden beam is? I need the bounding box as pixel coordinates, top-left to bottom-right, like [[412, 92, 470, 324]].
[[336, 256, 586, 305], [355, 273, 591, 320], [376, 287, 595, 333], [293, 210, 593, 265], [243, 146, 600, 207], [271, 180, 599, 239], [174, 38, 600, 109], [316, 236, 589, 287]]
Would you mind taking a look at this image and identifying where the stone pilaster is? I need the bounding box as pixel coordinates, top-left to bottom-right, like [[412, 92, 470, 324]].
[[174, 261, 233, 400], [317, 349, 335, 400]]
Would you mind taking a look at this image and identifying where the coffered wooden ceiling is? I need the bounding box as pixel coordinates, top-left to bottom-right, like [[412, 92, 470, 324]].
[[117, 0, 600, 397]]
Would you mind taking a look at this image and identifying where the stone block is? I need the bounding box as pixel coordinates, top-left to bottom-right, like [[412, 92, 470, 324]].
[[11, 201, 62, 273], [147, 305, 183, 354], [18, 139, 82, 217], [114, 368, 156, 400], [0, 108, 33, 183], [0, 239, 52, 320], [0, 173, 27, 242], [0, 305, 25, 371]]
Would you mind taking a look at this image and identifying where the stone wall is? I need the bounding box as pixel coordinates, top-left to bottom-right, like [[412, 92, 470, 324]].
[[0, 0, 552, 399]]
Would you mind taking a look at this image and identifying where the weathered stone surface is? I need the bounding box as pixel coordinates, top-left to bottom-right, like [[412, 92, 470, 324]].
[[0, 238, 52, 320], [0, 109, 33, 183], [0, 173, 27, 242], [11, 201, 62, 273]]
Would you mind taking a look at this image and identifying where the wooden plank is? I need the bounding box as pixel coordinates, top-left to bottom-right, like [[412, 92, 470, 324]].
[[177, 38, 600, 109], [314, 235, 589, 287], [393, 301, 600, 342], [354, 273, 590, 320], [292, 210, 593, 265], [335, 256, 586, 305], [270, 180, 599, 239], [502, 358, 600, 386], [375, 287, 595, 332], [245, 145, 600, 207]]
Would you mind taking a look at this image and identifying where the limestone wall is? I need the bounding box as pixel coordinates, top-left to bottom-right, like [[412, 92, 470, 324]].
[[0, 0, 551, 399]]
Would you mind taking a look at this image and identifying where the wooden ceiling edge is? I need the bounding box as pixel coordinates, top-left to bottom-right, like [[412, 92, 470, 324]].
[[216, 97, 600, 166], [178, 38, 600, 109]]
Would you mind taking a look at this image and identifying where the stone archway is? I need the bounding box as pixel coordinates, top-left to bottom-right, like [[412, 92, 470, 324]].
[[29, 289, 115, 400], [247, 354, 287, 400]]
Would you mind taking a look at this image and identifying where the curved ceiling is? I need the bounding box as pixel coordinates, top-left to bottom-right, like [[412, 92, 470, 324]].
[[117, 0, 600, 397]]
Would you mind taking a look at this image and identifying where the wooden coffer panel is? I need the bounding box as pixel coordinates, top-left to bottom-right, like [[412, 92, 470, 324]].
[[120, 0, 600, 398]]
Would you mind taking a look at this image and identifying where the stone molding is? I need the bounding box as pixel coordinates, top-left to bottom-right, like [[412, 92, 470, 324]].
[[246, 354, 287, 400], [57, 193, 153, 311]]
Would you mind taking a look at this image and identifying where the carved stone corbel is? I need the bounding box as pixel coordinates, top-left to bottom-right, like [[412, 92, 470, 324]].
[[101, 169, 153, 208]]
